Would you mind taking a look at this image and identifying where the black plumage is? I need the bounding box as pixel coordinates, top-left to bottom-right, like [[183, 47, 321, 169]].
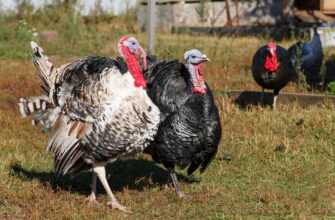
[[144, 50, 221, 197], [288, 31, 324, 89], [252, 43, 296, 109]]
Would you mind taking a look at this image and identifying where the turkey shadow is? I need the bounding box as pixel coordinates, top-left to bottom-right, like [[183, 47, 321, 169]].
[[9, 159, 197, 195], [233, 91, 274, 109]]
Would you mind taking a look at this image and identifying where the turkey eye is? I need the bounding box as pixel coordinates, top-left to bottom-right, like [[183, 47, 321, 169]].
[[191, 56, 196, 59], [148, 106, 152, 112]]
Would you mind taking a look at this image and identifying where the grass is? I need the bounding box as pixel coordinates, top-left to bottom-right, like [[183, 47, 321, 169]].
[[0, 85, 335, 219], [1, 8, 335, 219], [1, 57, 335, 219]]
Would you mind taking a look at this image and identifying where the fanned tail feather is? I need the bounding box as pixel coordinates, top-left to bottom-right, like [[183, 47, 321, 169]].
[[18, 95, 50, 117], [18, 42, 59, 129], [48, 115, 90, 175], [30, 41, 55, 94], [18, 96, 59, 129]]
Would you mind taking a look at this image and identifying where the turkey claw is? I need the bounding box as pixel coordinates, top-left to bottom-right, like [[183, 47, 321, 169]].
[[177, 191, 192, 201], [107, 201, 132, 214], [85, 194, 99, 205]]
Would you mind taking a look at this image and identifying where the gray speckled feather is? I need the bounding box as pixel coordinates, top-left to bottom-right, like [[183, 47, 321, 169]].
[[20, 45, 160, 175], [49, 58, 160, 175]]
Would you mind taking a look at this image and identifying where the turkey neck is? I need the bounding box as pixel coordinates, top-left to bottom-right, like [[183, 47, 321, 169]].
[[186, 63, 207, 94], [121, 48, 147, 88]]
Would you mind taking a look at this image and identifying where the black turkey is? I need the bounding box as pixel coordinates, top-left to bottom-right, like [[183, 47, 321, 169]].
[[288, 30, 323, 89], [144, 49, 222, 197], [18, 38, 160, 212], [252, 42, 297, 109]]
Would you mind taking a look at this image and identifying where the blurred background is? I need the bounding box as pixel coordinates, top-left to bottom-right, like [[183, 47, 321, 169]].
[[1, 0, 335, 92]]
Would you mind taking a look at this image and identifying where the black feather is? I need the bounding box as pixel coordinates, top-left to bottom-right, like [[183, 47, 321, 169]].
[[252, 45, 297, 94], [144, 59, 221, 175], [62, 56, 128, 83]]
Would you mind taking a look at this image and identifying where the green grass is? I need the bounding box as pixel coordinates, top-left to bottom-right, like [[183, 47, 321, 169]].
[[1, 8, 335, 219], [0, 58, 335, 219]]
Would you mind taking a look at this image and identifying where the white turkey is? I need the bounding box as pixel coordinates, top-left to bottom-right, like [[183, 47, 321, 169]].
[[18, 37, 160, 212]]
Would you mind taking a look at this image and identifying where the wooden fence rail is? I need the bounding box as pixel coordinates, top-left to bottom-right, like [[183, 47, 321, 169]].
[[219, 90, 335, 108]]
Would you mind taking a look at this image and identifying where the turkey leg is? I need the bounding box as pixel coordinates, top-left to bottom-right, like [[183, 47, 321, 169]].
[[93, 165, 132, 213], [86, 171, 97, 203], [261, 88, 265, 106], [170, 171, 185, 198], [273, 89, 279, 110]]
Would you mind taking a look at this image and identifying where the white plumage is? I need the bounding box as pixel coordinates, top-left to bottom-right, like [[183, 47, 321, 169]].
[[19, 39, 160, 212]]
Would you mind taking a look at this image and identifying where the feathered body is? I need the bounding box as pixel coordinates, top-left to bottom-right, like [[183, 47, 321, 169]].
[[45, 56, 160, 175], [144, 50, 221, 196], [252, 43, 296, 109], [19, 39, 160, 212], [145, 60, 221, 174], [252, 44, 296, 92], [288, 32, 323, 88]]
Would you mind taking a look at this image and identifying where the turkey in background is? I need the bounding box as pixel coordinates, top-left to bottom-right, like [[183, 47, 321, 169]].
[[252, 42, 297, 110], [288, 29, 324, 90]]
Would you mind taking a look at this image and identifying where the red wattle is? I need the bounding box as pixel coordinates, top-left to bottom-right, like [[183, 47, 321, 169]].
[[119, 45, 147, 88], [264, 54, 279, 72], [192, 64, 206, 94], [192, 87, 206, 94]]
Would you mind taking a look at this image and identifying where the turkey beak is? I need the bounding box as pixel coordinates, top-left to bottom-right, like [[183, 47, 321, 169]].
[[201, 54, 210, 62]]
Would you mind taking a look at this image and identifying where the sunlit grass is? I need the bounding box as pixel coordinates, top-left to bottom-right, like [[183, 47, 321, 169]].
[[1, 9, 335, 219], [0, 55, 335, 219]]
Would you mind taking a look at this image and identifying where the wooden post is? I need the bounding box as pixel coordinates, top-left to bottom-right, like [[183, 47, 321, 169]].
[[283, 0, 295, 24], [147, 0, 156, 55], [225, 0, 232, 26], [234, 0, 240, 26]]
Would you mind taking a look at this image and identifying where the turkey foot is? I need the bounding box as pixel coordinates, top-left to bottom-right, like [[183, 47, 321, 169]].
[[107, 200, 132, 213], [169, 171, 190, 200], [176, 191, 192, 201], [86, 171, 98, 204], [94, 165, 132, 213], [85, 192, 98, 205], [177, 191, 186, 199]]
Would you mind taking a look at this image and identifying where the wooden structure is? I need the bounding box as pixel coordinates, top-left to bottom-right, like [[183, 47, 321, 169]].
[[138, 0, 335, 32], [293, 0, 335, 22], [147, 0, 156, 54], [321, 0, 335, 13], [222, 90, 335, 108], [138, 0, 286, 31]]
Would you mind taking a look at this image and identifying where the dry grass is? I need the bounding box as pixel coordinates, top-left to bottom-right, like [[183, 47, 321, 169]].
[[1, 35, 335, 219]]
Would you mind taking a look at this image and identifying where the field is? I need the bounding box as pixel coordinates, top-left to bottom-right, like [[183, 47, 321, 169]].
[[1, 6, 335, 220]]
